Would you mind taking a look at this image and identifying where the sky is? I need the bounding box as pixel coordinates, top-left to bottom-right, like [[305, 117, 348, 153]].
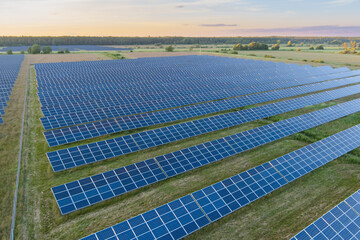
[[0, 0, 359, 36]]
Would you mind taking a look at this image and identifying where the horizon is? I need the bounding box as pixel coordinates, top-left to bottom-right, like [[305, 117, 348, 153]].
[[1, 0, 360, 37]]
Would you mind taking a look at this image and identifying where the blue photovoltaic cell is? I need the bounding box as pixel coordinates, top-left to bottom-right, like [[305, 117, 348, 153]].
[[0, 55, 24, 124], [43, 75, 360, 147], [80, 124, 360, 240], [52, 98, 360, 214], [47, 85, 360, 172], [292, 190, 360, 240], [39, 68, 359, 130], [36, 56, 358, 130]]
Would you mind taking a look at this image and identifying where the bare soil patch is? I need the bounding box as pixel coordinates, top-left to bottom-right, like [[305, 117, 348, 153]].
[[29, 53, 110, 64]]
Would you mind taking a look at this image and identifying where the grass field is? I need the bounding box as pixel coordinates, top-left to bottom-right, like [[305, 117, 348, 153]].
[[1, 51, 359, 239], [11, 67, 360, 239], [0, 56, 29, 240]]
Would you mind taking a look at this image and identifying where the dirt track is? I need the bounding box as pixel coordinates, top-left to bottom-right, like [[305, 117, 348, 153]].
[[29, 53, 110, 64], [122, 51, 202, 59]]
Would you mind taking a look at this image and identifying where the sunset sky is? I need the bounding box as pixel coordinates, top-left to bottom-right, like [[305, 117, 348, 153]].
[[1, 0, 359, 36]]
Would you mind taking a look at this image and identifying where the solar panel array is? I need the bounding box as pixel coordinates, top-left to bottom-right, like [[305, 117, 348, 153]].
[[44, 75, 360, 147], [38, 69, 359, 131], [0, 45, 131, 52], [51, 97, 360, 214], [0, 55, 24, 124], [35, 56, 360, 239], [80, 124, 360, 240], [36, 56, 357, 131], [292, 190, 360, 240], [47, 85, 360, 172]]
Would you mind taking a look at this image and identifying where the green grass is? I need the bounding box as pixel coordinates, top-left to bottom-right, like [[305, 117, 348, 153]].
[[12, 64, 360, 239], [0, 57, 28, 239]]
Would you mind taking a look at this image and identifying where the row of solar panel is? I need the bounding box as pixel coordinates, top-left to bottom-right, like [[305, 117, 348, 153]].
[[51, 97, 360, 214], [37, 66, 354, 118], [40, 70, 360, 130], [34, 56, 329, 88], [46, 84, 360, 172], [292, 190, 360, 240], [79, 123, 360, 240], [37, 65, 346, 106], [0, 55, 24, 124], [40, 69, 360, 124], [37, 66, 355, 118], [35, 56, 350, 112], [35, 57, 346, 94], [43, 76, 360, 147]]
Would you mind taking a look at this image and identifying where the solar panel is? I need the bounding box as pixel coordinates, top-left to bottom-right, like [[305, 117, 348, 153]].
[[79, 124, 360, 240], [0, 55, 24, 124], [292, 190, 360, 240], [47, 85, 360, 172], [39, 70, 360, 130], [52, 98, 360, 214], [43, 76, 360, 147], [35, 56, 359, 130]]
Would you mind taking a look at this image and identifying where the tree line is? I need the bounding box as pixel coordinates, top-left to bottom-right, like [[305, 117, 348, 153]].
[[1, 36, 360, 46]]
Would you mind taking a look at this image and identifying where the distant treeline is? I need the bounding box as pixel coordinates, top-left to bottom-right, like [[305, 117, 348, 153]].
[[1, 36, 360, 46]]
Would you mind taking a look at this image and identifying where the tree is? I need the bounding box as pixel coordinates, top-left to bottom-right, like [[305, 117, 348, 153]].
[[271, 43, 280, 50], [350, 41, 357, 48], [6, 49, 13, 54], [296, 48, 301, 52], [287, 40, 292, 47], [316, 45, 324, 50], [65, 48, 70, 53], [300, 42, 304, 46], [42, 46, 52, 54], [31, 44, 41, 54], [57, 49, 65, 54], [342, 42, 348, 49], [309, 44, 314, 50], [27, 46, 32, 54], [165, 45, 174, 52], [20, 50, 25, 54]]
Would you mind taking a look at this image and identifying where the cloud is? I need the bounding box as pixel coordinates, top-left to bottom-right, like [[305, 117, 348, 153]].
[[327, 0, 357, 4], [200, 23, 238, 27], [224, 25, 360, 36], [175, 5, 184, 8]]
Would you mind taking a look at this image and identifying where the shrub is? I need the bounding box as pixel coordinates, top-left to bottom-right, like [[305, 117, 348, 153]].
[[6, 49, 12, 54], [165, 45, 174, 52], [310, 59, 325, 63], [65, 48, 70, 53], [57, 49, 65, 54], [20, 50, 25, 54], [296, 48, 301, 52], [288, 58, 293, 60], [31, 44, 41, 54], [315, 45, 324, 50], [271, 43, 280, 50], [302, 59, 308, 62], [309, 45, 314, 50], [233, 42, 268, 51], [264, 54, 275, 58], [42, 46, 52, 54], [230, 50, 238, 54], [27, 46, 32, 54], [247, 54, 256, 56], [339, 48, 357, 54]]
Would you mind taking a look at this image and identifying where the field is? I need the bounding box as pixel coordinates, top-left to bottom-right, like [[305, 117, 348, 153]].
[[1, 49, 360, 240]]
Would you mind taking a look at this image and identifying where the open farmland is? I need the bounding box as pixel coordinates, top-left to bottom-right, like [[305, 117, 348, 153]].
[[9, 54, 360, 240], [2, 53, 360, 240]]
